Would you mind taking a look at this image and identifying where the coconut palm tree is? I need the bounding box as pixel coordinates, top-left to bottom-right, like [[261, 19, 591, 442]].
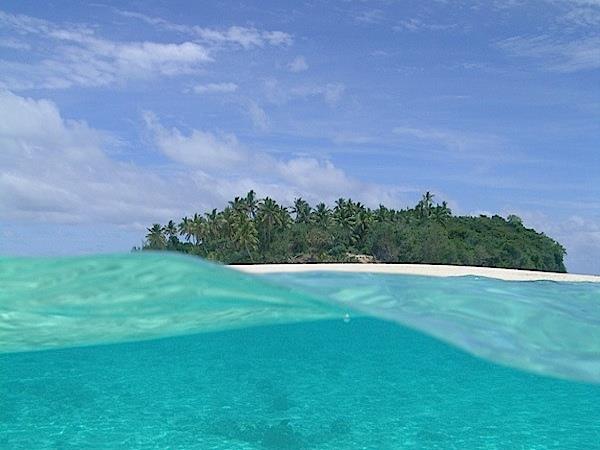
[[190, 213, 205, 245], [416, 191, 435, 218], [292, 198, 311, 224], [354, 209, 373, 243], [432, 201, 452, 225], [257, 197, 285, 244], [311, 202, 331, 228], [229, 196, 249, 217], [333, 204, 356, 231], [231, 215, 258, 259], [178, 216, 194, 242], [245, 190, 259, 218], [374, 205, 391, 222], [145, 224, 166, 249], [163, 220, 180, 247], [204, 209, 222, 241]]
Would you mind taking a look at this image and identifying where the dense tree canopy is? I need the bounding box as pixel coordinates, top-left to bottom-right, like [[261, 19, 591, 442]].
[[140, 191, 567, 272]]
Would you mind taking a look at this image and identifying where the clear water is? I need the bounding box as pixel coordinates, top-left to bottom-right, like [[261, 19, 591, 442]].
[[1, 253, 600, 449]]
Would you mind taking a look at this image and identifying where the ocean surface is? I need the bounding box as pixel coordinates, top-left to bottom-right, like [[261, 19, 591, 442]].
[[1, 252, 600, 449]]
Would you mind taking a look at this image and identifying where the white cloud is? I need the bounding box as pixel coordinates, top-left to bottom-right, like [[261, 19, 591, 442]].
[[277, 158, 355, 193], [562, 6, 600, 26], [393, 126, 503, 154], [393, 18, 457, 32], [498, 35, 600, 72], [194, 26, 292, 48], [0, 89, 408, 233], [291, 83, 346, 106], [0, 9, 292, 90], [0, 37, 30, 50], [355, 9, 385, 24], [245, 100, 270, 131], [143, 111, 247, 170], [193, 82, 238, 94], [264, 79, 346, 106], [144, 112, 407, 206], [322, 83, 346, 106], [0, 10, 212, 89], [288, 56, 309, 72], [114, 9, 292, 48], [0, 90, 200, 224]]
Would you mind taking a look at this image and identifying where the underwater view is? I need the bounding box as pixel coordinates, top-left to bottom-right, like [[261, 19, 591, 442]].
[[2, 253, 600, 449]]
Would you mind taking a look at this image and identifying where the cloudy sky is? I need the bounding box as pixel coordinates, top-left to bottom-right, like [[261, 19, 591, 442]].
[[0, 0, 598, 273]]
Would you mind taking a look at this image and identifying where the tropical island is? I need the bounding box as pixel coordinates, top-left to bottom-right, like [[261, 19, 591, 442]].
[[141, 191, 567, 272]]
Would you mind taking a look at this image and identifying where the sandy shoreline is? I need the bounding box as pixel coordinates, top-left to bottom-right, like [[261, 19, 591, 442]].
[[231, 263, 600, 283]]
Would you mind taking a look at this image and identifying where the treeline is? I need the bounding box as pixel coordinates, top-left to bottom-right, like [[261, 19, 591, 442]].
[[141, 191, 567, 272]]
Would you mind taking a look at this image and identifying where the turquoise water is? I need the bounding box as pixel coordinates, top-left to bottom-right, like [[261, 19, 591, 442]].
[[2, 253, 600, 448]]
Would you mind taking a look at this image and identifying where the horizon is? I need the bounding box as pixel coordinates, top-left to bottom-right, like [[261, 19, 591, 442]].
[[0, 1, 598, 274]]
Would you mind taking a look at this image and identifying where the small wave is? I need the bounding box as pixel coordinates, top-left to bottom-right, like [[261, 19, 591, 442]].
[[1, 252, 599, 382]]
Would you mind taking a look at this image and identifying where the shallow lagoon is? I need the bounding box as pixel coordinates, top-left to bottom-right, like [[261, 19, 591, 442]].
[[2, 253, 600, 449], [3, 319, 600, 449]]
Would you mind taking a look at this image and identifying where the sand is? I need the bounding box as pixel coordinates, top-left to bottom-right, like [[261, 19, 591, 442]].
[[231, 263, 600, 283]]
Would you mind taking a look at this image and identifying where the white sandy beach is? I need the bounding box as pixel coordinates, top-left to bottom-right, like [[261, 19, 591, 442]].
[[232, 263, 600, 283]]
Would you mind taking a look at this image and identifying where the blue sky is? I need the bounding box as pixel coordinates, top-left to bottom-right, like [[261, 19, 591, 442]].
[[0, 0, 599, 273]]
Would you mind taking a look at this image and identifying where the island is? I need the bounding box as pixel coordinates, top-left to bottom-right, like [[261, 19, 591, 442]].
[[140, 191, 567, 273]]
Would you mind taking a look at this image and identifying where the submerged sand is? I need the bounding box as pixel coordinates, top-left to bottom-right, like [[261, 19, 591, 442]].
[[232, 263, 600, 283]]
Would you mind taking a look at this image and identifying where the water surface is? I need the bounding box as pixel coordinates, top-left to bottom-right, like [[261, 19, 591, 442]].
[[1, 253, 600, 448]]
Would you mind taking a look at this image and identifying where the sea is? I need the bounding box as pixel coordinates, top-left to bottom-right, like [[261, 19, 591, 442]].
[[1, 252, 600, 449]]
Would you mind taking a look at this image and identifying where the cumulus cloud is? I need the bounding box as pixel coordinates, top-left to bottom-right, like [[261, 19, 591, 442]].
[[288, 56, 308, 72], [0, 90, 199, 224], [0, 90, 407, 229], [143, 112, 407, 206], [193, 82, 238, 94], [143, 111, 247, 170]]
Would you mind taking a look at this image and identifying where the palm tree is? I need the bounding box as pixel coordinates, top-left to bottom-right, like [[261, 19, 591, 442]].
[[432, 201, 452, 225], [245, 190, 259, 218], [375, 205, 390, 222], [231, 215, 258, 260], [229, 196, 249, 217], [333, 201, 357, 245], [311, 202, 331, 227], [416, 191, 435, 218], [334, 198, 347, 213], [354, 209, 373, 243], [333, 204, 356, 230], [145, 224, 166, 249], [178, 216, 194, 242], [292, 198, 311, 224], [204, 209, 221, 240], [257, 197, 285, 245], [164, 220, 179, 247], [190, 213, 205, 245]]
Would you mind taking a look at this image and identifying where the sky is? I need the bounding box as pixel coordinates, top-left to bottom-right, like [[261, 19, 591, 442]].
[[0, 0, 598, 274]]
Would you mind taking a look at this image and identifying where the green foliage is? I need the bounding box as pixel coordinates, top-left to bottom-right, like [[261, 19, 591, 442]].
[[142, 191, 567, 272]]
